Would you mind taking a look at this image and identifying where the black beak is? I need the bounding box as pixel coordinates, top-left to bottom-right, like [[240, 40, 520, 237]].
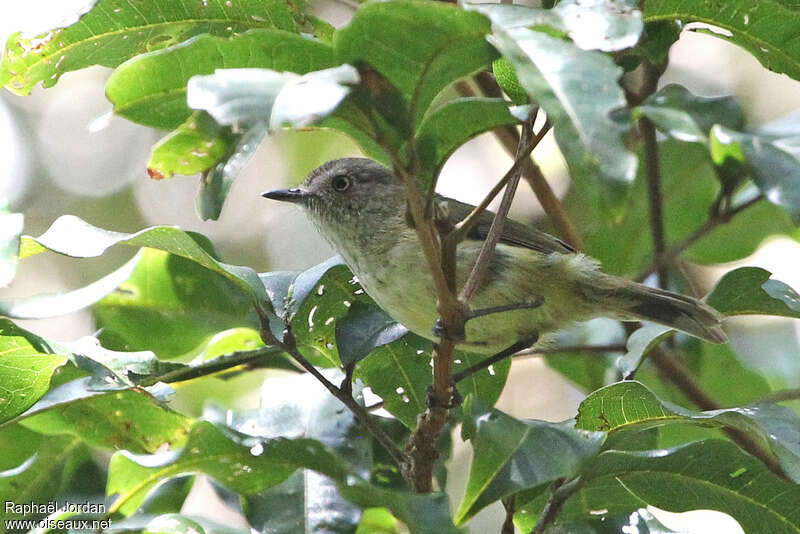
[[261, 188, 309, 204]]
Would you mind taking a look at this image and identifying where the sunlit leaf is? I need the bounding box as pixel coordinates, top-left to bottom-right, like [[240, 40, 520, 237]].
[[643, 0, 800, 82], [0, 0, 305, 95], [0, 320, 68, 424], [147, 112, 231, 180]]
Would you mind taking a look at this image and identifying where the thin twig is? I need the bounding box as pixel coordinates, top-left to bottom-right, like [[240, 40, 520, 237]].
[[138, 346, 295, 387], [460, 115, 535, 302], [758, 389, 800, 404], [515, 343, 628, 357], [257, 311, 408, 469], [636, 193, 764, 281], [458, 77, 584, 250], [530, 477, 582, 534], [641, 115, 668, 289], [450, 120, 550, 245], [501, 496, 516, 534]]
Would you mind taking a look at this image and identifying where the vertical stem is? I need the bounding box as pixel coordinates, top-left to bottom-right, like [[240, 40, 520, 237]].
[[641, 115, 668, 289]]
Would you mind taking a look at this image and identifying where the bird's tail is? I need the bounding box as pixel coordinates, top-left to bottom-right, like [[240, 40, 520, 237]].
[[587, 275, 728, 344]]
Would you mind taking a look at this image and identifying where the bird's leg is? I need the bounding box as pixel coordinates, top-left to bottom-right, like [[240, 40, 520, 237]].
[[452, 333, 540, 384], [340, 362, 355, 397], [432, 296, 544, 340]]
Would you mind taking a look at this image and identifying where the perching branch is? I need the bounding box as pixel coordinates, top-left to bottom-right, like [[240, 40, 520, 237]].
[[530, 477, 583, 534]]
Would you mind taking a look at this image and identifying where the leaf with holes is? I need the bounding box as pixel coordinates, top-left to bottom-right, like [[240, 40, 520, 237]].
[[0, 0, 306, 95]]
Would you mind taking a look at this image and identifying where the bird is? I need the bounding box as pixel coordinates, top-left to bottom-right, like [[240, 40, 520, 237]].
[[262, 157, 727, 354]]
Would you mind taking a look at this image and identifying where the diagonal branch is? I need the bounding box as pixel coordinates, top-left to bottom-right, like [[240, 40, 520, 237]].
[[460, 114, 535, 302]]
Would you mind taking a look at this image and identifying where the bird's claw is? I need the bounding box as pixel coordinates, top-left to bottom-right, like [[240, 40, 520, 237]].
[[433, 317, 466, 342], [426, 384, 462, 410]]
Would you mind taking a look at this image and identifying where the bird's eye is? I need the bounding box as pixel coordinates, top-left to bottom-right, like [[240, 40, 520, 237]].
[[332, 174, 351, 192]]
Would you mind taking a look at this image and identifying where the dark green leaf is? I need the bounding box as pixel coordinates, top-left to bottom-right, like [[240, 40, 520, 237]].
[[455, 397, 605, 524], [470, 1, 643, 52], [355, 334, 431, 428], [576, 380, 800, 481], [0, 320, 68, 424], [93, 245, 254, 358], [0, 426, 87, 512], [107, 30, 337, 129], [147, 112, 231, 180], [196, 123, 267, 221], [17, 378, 191, 453], [635, 84, 745, 144], [0, 0, 305, 95], [489, 25, 637, 211], [335, 0, 494, 123], [710, 125, 800, 223], [0, 250, 142, 319], [643, 0, 800, 81], [414, 97, 518, 186], [706, 267, 800, 318], [20, 215, 267, 310], [0, 207, 23, 287], [222, 371, 370, 534], [108, 420, 461, 533], [453, 349, 511, 412], [336, 303, 409, 367], [583, 440, 800, 534]]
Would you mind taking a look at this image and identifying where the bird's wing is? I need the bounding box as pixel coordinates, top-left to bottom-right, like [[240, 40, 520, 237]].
[[441, 196, 576, 255]]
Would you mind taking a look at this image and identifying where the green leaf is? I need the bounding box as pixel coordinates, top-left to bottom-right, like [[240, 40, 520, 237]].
[[20, 215, 267, 310], [576, 380, 800, 481], [706, 267, 800, 318], [222, 371, 370, 534], [643, 0, 800, 82], [489, 25, 637, 211], [17, 378, 191, 453], [710, 125, 800, 223], [147, 112, 231, 180], [196, 123, 267, 221], [0, 250, 142, 319], [455, 397, 605, 524], [355, 334, 431, 428], [335, 303, 409, 367], [583, 440, 800, 534], [0, 426, 87, 511], [93, 248, 254, 358], [414, 97, 518, 186], [634, 84, 745, 144], [453, 349, 511, 412], [470, 1, 643, 52], [188, 64, 359, 130], [0, 208, 23, 288], [0, 0, 305, 95], [616, 324, 673, 379], [492, 59, 528, 105], [334, 0, 495, 123], [0, 320, 68, 424], [108, 420, 462, 533], [107, 29, 337, 129]]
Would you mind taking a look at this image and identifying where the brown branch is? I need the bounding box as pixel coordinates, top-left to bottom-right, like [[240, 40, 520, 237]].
[[759, 389, 800, 404], [641, 115, 668, 288], [649, 347, 789, 480], [515, 343, 628, 357], [501, 496, 516, 534], [257, 311, 408, 470], [457, 78, 584, 250], [461, 115, 535, 302], [636, 193, 764, 282], [530, 477, 582, 534]]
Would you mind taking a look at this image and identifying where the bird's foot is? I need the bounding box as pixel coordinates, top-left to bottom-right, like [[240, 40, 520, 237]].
[[433, 317, 466, 342], [426, 383, 462, 410]]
